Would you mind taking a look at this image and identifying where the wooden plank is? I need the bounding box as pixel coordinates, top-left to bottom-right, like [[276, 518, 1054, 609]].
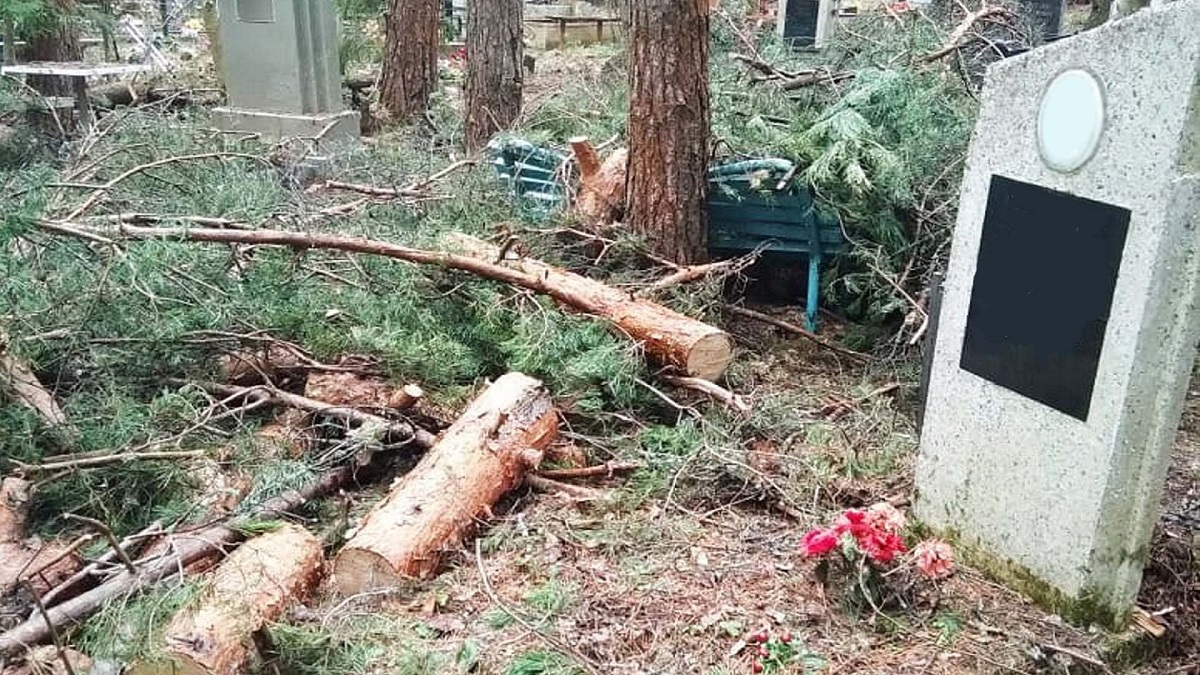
[[1, 62, 147, 77]]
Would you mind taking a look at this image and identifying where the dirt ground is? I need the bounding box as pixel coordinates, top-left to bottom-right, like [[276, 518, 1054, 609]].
[[289, 307, 1197, 675]]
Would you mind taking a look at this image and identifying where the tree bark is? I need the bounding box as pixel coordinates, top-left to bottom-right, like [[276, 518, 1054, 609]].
[[130, 525, 323, 675], [464, 0, 523, 151], [334, 372, 555, 593], [27, 0, 82, 96], [36, 222, 737, 381], [626, 0, 712, 265], [379, 0, 440, 122], [445, 234, 734, 380], [571, 137, 628, 225]]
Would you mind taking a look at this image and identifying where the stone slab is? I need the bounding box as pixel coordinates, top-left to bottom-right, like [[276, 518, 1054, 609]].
[[212, 107, 360, 142], [217, 0, 342, 115], [914, 0, 1200, 625]]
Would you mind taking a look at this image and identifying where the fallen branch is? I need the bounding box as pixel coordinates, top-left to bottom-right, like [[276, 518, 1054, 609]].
[[725, 305, 870, 363], [10, 450, 206, 474], [535, 461, 643, 480], [182, 381, 437, 449], [660, 375, 751, 415], [333, 373, 555, 592], [779, 69, 855, 91], [40, 521, 164, 608], [0, 352, 66, 428], [525, 474, 602, 500], [445, 234, 735, 380], [60, 515, 137, 576], [820, 382, 902, 421], [320, 158, 478, 200], [919, 5, 1015, 63], [649, 259, 739, 290], [37, 221, 735, 381]]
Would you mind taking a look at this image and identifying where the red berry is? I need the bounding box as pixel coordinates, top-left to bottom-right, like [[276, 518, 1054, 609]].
[[757, 645, 769, 657], [751, 631, 768, 643], [780, 632, 792, 644], [752, 661, 764, 673]]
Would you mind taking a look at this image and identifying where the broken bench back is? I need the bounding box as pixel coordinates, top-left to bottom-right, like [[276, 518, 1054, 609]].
[[708, 158, 847, 330], [486, 137, 569, 217]]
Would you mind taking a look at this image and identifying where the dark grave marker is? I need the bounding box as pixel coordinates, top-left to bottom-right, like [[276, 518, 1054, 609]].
[[960, 175, 1130, 421]]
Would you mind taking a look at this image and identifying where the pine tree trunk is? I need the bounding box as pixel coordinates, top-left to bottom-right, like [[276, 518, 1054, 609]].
[[379, 0, 440, 122], [28, 0, 82, 96], [464, 0, 523, 151], [626, 0, 711, 265]]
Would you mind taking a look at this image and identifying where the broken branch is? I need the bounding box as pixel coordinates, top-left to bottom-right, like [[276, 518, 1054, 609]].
[[660, 375, 751, 414], [37, 221, 735, 381], [535, 461, 644, 480]]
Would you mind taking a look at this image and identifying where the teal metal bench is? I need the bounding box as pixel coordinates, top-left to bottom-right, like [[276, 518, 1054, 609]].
[[486, 137, 569, 217], [485, 139, 847, 331], [708, 158, 848, 331]]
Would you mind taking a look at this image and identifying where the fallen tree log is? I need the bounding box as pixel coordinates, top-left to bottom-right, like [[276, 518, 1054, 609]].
[[35, 221, 735, 381], [130, 524, 323, 675], [443, 233, 735, 380], [0, 431, 431, 659], [334, 372, 556, 593]]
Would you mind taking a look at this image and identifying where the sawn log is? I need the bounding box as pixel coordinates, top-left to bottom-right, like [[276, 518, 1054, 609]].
[[444, 233, 734, 380], [130, 524, 323, 675], [333, 372, 556, 593]]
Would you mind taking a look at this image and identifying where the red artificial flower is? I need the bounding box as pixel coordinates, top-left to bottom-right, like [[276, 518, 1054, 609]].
[[833, 509, 869, 539], [860, 529, 906, 564], [801, 528, 840, 558], [865, 502, 906, 534], [914, 540, 955, 580]]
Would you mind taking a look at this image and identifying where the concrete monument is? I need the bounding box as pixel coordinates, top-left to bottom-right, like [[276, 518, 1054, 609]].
[[777, 0, 834, 49], [915, 0, 1200, 626], [213, 0, 359, 140]]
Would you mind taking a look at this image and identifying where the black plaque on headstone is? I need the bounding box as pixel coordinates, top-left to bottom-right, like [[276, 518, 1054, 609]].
[[959, 175, 1130, 422], [780, 0, 821, 47]]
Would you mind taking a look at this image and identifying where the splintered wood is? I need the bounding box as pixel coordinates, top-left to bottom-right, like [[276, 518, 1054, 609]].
[[334, 372, 557, 593], [132, 524, 323, 675], [570, 136, 627, 225]]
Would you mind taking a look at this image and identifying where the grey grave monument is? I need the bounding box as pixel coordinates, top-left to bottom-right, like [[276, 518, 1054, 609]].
[[915, 0, 1200, 626], [212, 0, 359, 140], [777, 0, 834, 49]]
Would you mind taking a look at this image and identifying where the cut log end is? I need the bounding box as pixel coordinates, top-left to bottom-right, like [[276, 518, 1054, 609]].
[[332, 548, 406, 594], [686, 332, 736, 382]]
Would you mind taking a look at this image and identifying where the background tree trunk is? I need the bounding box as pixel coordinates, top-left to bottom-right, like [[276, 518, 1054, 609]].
[[464, 0, 523, 151], [626, 0, 711, 265], [28, 0, 82, 96], [379, 0, 439, 122]]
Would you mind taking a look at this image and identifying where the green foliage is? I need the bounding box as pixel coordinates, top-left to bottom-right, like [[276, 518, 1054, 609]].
[[523, 577, 576, 618], [709, 11, 978, 331], [504, 650, 585, 675], [75, 580, 203, 663]]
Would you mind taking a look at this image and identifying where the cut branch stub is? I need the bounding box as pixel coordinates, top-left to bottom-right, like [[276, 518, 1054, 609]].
[[333, 372, 556, 593], [130, 524, 324, 675]]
